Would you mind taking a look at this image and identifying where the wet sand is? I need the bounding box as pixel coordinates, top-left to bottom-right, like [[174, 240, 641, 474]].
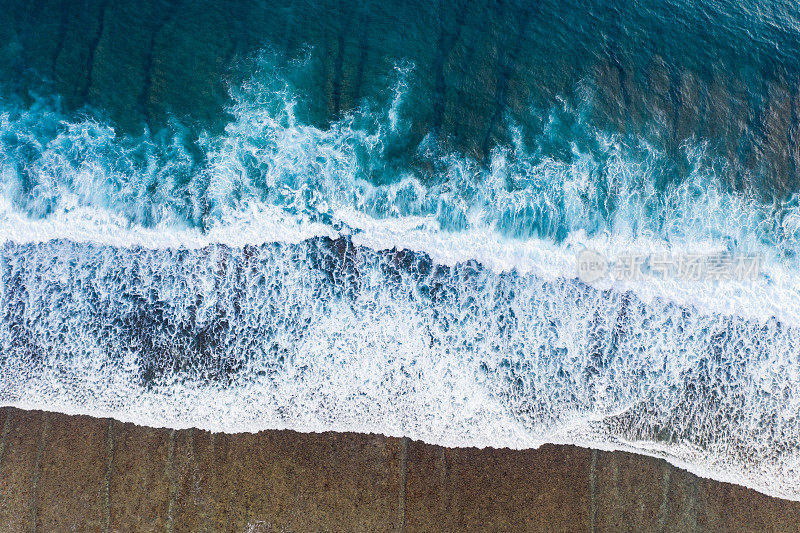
[[0, 406, 798, 532]]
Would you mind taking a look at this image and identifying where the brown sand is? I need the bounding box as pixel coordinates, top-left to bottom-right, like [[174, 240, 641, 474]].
[[0, 406, 798, 532]]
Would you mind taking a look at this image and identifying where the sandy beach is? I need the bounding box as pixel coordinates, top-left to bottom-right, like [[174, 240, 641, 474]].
[[0, 406, 798, 532]]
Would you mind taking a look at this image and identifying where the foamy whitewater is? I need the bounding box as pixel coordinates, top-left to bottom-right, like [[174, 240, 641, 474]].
[[2, 58, 800, 499]]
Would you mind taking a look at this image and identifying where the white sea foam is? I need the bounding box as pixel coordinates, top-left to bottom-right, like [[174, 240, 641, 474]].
[[2, 196, 799, 327], [2, 239, 799, 500]]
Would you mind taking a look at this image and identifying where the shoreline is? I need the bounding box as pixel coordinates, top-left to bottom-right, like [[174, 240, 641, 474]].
[[0, 407, 798, 531]]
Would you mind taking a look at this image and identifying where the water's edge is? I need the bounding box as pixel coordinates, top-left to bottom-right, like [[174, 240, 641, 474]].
[[0, 406, 798, 531]]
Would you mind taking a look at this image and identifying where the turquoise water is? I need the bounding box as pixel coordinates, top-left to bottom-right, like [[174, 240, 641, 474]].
[[2, 0, 800, 499]]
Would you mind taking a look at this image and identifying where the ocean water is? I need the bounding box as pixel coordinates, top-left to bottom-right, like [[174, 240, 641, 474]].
[[2, 0, 800, 499]]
